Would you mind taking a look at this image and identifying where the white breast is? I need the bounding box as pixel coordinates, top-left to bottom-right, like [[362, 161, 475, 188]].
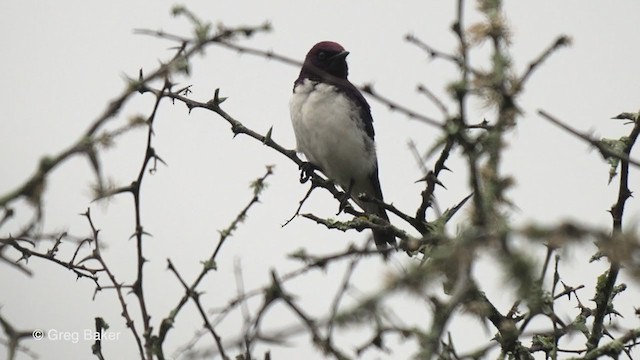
[[289, 79, 377, 190]]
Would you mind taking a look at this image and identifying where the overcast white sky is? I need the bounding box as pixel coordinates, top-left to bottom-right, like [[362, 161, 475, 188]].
[[1, 1, 639, 359]]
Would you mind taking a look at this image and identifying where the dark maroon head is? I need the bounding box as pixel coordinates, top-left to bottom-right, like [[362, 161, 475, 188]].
[[299, 41, 350, 81]]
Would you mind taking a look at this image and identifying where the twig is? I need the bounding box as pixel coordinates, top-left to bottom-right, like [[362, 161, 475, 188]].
[[513, 35, 571, 94], [272, 271, 351, 360], [83, 208, 145, 358], [361, 83, 443, 128], [326, 259, 359, 340], [416, 84, 450, 118], [537, 110, 640, 168], [282, 181, 316, 227]]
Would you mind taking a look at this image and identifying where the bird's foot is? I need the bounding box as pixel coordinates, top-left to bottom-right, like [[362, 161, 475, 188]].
[[336, 193, 352, 215], [336, 179, 355, 215], [299, 162, 319, 183]]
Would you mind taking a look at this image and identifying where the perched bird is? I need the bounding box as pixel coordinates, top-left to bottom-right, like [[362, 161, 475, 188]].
[[289, 41, 396, 251]]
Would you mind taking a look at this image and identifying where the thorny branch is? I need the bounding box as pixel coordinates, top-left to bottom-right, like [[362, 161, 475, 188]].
[[587, 112, 640, 352], [2, 2, 639, 360], [1, 20, 273, 360], [158, 166, 274, 359]]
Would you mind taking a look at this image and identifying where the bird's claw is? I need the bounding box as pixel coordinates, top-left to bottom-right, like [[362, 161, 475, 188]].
[[299, 162, 318, 183], [336, 178, 355, 215], [336, 192, 352, 215]]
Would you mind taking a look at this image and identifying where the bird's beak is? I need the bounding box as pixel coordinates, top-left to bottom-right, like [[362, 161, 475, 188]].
[[330, 51, 350, 61]]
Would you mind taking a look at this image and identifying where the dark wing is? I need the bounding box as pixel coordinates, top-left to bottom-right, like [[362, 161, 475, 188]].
[[342, 82, 375, 140]]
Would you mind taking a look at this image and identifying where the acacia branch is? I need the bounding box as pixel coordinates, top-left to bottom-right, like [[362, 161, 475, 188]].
[[587, 113, 640, 351], [157, 167, 273, 358]]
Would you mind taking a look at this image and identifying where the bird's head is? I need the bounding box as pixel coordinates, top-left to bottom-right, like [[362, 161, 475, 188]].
[[301, 41, 350, 81]]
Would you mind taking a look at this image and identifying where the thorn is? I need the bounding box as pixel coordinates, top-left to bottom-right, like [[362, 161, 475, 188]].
[[263, 126, 273, 145], [213, 88, 228, 105], [164, 78, 174, 90], [434, 178, 447, 190], [611, 112, 637, 121], [414, 174, 428, 183], [154, 154, 168, 167]]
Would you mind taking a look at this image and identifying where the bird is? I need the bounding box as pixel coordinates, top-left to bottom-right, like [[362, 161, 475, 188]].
[[289, 41, 396, 251]]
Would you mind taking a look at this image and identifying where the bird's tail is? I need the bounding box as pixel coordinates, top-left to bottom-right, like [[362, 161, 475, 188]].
[[352, 170, 396, 253], [357, 196, 396, 251]]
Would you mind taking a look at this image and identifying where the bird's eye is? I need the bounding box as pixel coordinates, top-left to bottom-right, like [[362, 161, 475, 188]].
[[317, 51, 327, 60]]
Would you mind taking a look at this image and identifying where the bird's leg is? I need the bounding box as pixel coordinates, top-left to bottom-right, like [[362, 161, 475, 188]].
[[299, 162, 319, 183], [336, 178, 355, 215]]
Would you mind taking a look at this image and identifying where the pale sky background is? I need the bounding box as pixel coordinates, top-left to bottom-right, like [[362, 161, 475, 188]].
[[1, 1, 639, 359]]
